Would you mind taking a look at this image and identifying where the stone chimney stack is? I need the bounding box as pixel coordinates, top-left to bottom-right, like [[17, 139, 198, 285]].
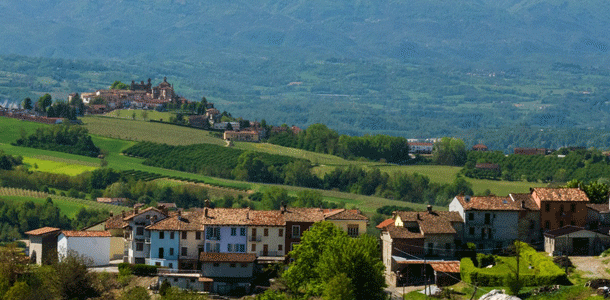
[[204, 207, 208, 218], [427, 205, 432, 214], [521, 200, 526, 209], [280, 201, 286, 213]]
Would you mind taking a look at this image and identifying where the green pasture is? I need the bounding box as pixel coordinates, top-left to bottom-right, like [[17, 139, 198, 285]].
[[0, 116, 48, 144], [81, 116, 225, 146], [22, 157, 97, 176], [234, 141, 364, 166]]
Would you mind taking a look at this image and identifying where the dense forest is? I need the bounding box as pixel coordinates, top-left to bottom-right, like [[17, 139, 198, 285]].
[[13, 125, 100, 157]]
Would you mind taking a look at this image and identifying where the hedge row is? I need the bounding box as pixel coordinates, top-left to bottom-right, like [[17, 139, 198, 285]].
[[118, 263, 159, 276], [461, 242, 568, 287]]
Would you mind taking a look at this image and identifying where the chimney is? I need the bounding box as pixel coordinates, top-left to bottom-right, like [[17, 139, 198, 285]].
[[204, 207, 208, 218], [465, 195, 471, 203], [280, 201, 286, 213], [122, 211, 126, 218], [205, 199, 210, 208], [109, 212, 113, 217], [417, 212, 421, 220], [178, 210, 182, 217], [427, 205, 432, 214], [152, 215, 157, 223], [521, 200, 526, 209], [134, 207, 139, 214]]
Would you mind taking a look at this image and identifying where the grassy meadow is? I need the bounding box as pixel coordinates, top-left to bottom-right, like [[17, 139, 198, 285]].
[[22, 157, 97, 176], [103, 109, 174, 122]]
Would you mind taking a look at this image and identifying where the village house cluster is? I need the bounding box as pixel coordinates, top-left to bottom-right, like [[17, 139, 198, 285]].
[[25, 203, 368, 295], [378, 187, 610, 288]]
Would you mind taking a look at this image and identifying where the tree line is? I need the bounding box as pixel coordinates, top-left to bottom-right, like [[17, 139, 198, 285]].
[[13, 125, 100, 157], [267, 123, 411, 164]]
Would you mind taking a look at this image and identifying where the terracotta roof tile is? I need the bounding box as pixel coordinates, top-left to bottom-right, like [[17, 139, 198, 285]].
[[105, 214, 129, 229], [455, 196, 522, 211], [376, 218, 395, 229], [430, 261, 461, 273], [123, 207, 165, 220], [61, 230, 111, 237], [386, 223, 424, 239], [199, 252, 257, 263], [509, 193, 540, 210], [283, 207, 325, 223], [25, 227, 61, 236], [532, 188, 589, 202], [587, 203, 610, 213], [323, 209, 369, 221], [198, 208, 253, 226], [248, 210, 285, 226], [146, 211, 205, 231], [396, 210, 462, 235]]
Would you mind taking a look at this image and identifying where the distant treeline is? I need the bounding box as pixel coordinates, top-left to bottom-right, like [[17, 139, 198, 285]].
[[462, 149, 610, 183], [268, 124, 411, 164], [0, 151, 22, 170], [13, 125, 100, 157]]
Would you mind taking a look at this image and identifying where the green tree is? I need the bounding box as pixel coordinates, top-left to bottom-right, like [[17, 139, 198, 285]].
[[3, 281, 32, 300], [261, 187, 290, 210], [232, 151, 272, 182], [432, 137, 467, 166], [52, 250, 99, 300], [21, 98, 32, 110], [283, 221, 386, 300], [110, 81, 129, 90], [323, 273, 354, 300], [69, 93, 84, 116], [141, 110, 148, 120], [255, 290, 290, 300], [37, 94, 52, 113], [283, 160, 318, 188]]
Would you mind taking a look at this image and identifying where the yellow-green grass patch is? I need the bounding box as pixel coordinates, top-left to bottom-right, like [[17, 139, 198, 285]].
[[22, 157, 97, 176], [234, 142, 365, 166], [103, 109, 175, 122], [0, 116, 48, 144]]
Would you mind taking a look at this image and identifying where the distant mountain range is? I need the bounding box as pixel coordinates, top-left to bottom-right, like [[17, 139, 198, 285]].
[[1, 0, 609, 65]]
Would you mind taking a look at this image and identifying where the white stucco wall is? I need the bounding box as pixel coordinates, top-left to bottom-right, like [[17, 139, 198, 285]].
[[58, 234, 110, 267], [247, 226, 285, 257]]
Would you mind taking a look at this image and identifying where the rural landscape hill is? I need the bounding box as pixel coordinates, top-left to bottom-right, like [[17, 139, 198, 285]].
[[1, 1, 610, 151]]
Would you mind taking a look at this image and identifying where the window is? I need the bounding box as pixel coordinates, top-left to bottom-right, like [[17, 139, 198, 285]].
[[181, 231, 186, 239], [228, 244, 233, 252], [252, 244, 256, 252], [241, 263, 248, 268], [484, 213, 491, 225], [159, 231, 165, 239], [264, 228, 269, 236], [213, 263, 219, 267], [559, 221, 564, 228], [445, 243, 451, 253], [136, 243, 143, 251], [252, 228, 257, 237], [196, 232, 201, 240], [427, 243, 434, 255], [170, 248, 174, 256], [481, 228, 486, 239], [571, 204, 576, 212], [239, 244, 245, 253], [182, 247, 187, 256], [529, 220, 535, 229], [468, 213, 474, 221], [231, 228, 237, 236], [136, 227, 144, 236], [169, 263, 173, 269], [545, 203, 550, 212], [279, 229, 283, 237], [347, 225, 359, 237], [545, 220, 550, 230], [292, 225, 300, 238], [158, 248, 164, 258], [240, 228, 246, 236], [469, 227, 475, 235], [559, 204, 564, 215], [230, 263, 236, 268], [170, 232, 175, 239], [278, 245, 283, 251], [206, 227, 220, 240]]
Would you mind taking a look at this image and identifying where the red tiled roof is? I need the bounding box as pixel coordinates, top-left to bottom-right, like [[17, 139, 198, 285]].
[[455, 196, 522, 211], [61, 230, 111, 237], [430, 261, 461, 273], [199, 208, 253, 226], [509, 193, 540, 210], [248, 210, 285, 226], [396, 210, 462, 235], [323, 209, 368, 221], [376, 218, 395, 229], [146, 211, 204, 231], [386, 223, 425, 239], [123, 207, 165, 220], [472, 144, 488, 149], [283, 207, 325, 223], [105, 214, 129, 229], [199, 252, 257, 263], [532, 188, 589, 202], [25, 227, 61, 236]]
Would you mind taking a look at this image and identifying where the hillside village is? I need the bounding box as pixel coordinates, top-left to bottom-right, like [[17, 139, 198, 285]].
[[22, 186, 610, 298]]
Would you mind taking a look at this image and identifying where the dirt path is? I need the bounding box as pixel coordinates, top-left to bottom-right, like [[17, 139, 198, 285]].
[[570, 256, 610, 278]]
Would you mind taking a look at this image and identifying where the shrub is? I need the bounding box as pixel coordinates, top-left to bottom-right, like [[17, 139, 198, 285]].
[[130, 264, 159, 276], [504, 273, 523, 296]]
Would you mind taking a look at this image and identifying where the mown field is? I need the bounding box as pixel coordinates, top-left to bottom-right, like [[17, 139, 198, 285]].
[[22, 156, 97, 176], [81, 116, 225, 146], [103, 109, 174, 122]]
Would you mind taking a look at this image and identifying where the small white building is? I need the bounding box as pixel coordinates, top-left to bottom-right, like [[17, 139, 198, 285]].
[[57, 230, 111, 267]]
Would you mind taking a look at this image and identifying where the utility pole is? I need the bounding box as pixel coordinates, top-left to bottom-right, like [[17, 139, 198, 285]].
[[515, 239, 520, 285]]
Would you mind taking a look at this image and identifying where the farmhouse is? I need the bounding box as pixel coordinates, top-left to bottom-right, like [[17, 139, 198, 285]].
[[223, 130, 260, 142], [544, 225, 610, 256], [25, 227, 61, 265], [408, 142, 434, 154], [57, 230, 111, 266]]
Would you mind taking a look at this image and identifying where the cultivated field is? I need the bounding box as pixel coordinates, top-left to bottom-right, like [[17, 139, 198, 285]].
[[103, 109, 174, 122], [81, 116, 225, 146]]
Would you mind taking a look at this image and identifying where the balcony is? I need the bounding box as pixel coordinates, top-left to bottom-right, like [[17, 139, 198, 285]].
[[249, 236, 262, 242], [145, 238, 151, 244]]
